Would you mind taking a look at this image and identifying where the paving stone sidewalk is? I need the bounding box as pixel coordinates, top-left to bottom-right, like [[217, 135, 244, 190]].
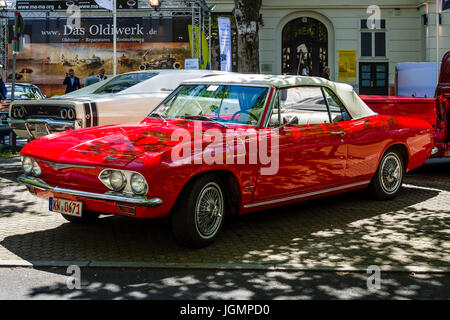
[[0, 156, 449, 270]]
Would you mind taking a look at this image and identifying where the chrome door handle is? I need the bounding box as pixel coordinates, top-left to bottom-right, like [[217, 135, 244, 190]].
[[331, 131, 346, 136]]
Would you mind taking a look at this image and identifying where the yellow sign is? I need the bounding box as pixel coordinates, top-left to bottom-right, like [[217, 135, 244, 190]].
[[188, 25, 210, 70], [338, 50, 357, 83]]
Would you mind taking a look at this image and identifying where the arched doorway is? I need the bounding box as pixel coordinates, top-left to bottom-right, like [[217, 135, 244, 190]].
[[282, 17, 328, 77]]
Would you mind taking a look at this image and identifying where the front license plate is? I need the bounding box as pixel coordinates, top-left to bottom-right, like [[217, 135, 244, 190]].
[[49, 197, 83, 217], [35, 124, 47, 135]]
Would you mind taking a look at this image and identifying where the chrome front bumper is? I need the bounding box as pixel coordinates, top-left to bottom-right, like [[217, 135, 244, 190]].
[[18, 174, 163, 207], [8, 118, 76, 139]]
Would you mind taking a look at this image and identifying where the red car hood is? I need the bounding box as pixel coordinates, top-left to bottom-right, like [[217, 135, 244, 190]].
[[21, 119, 230, 169], [21, 121, 184, 168]]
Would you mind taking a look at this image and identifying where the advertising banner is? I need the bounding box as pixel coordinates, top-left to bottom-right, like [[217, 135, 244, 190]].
[[16, 0, 137, 11], [217, 17, 232, 72], [94, 0, 113, 11], [338, 50, 357, 84], [397, 62, 440, 97], [188, 25, 210, 70], [9, 17, 191, 96]]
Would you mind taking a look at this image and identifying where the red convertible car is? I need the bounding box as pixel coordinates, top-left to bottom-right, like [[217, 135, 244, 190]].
[[18, 74, 433, 247]]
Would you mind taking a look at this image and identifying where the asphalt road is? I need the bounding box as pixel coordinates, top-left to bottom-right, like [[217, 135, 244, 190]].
[[0, 267, 448, 300]]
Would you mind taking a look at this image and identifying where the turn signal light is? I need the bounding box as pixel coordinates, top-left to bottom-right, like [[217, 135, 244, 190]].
[[117, 204, 136, 216]]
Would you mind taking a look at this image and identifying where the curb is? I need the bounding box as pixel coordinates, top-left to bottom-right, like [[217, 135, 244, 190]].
[[1, 260, 449, 273]]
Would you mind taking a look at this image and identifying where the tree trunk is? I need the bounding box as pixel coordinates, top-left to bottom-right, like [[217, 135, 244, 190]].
[[233, 0, 262, 73]]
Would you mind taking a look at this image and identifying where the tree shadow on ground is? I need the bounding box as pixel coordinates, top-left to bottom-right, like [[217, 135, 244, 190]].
[[1, 158, 449, 301], [1, 183, 445, 268], [0, 156, 23, 183], [20, 267, 450, 300], [0, 156, 53, 218]]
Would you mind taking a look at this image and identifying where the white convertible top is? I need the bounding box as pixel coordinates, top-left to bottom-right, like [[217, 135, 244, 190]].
[[182, 74, 377, 119]]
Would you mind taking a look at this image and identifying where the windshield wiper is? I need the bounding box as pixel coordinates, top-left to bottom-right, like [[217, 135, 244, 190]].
[[150, 112, 168, 125], [182, 115, 228, 128]]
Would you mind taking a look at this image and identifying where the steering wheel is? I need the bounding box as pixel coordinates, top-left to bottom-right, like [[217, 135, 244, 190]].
[[231, 111, 259, 123]]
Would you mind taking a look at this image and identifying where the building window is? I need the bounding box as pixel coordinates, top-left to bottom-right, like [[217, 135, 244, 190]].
[[360, 19, 386, 57], [361, 33, 372, 56], [374, 32, 386, 56]]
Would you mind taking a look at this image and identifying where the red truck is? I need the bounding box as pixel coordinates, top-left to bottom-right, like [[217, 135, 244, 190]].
[[362, 51, 450, 158]]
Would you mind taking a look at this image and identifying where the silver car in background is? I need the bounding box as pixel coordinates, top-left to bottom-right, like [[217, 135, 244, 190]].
[[8, 70, 227, 139]]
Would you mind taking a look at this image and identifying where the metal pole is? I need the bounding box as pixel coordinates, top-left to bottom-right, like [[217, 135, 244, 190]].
[[11, 52, 16, 101], [208, 12, 211, 70], [113, 0, 117, 76], [436, 0, 440, 84], [191, 6, 194, 58], [11, 18, 16, 102], [0, 9, 7, 82]]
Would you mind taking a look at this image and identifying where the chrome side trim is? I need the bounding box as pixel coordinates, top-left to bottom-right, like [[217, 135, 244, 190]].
[[39, 160, 96, 170], [18, 174, 163, 207], [243, 180, 371, 209]]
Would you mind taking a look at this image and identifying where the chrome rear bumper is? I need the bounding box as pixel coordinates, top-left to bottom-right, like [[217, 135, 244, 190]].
[[8, 118, 76, 139], [18, 174, 163, 207]]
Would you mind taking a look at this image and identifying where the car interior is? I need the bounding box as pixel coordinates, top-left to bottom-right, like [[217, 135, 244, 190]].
[[268, 86, 351, 127]]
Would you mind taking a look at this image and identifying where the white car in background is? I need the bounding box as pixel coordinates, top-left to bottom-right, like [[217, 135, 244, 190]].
[[8, 70, 228, 139]]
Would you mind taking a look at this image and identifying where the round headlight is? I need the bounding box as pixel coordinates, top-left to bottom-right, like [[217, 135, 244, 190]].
[[18, 107, 25, 118], [61, 108, 68, 120], [109, 171, 126, 191], [22, 157, 33, 175], [67, 108, 75, 120], [32, 160, 41, 177], [130, 173, 147, 195]]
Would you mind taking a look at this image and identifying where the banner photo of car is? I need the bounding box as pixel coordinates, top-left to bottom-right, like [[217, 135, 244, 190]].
[[7, 17, 192, 97]]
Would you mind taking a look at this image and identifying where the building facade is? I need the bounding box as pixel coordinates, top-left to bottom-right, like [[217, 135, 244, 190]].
[[211, 0, 450, 95], [4, 0, 450, 96]]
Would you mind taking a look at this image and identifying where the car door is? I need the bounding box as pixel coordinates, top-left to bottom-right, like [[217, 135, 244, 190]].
[[252, 86, 347, 202], [323, 86, 381, 183]]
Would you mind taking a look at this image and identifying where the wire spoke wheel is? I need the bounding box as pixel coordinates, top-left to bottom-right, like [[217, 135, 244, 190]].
[[195, 182, 224, 239], [380, 153, 403, 194]]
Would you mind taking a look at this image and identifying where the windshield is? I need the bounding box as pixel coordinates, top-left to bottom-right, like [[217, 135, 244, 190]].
[[93, 72, 158, 94], [149, 85, 269, 126], [6, 85, 44, 100]]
